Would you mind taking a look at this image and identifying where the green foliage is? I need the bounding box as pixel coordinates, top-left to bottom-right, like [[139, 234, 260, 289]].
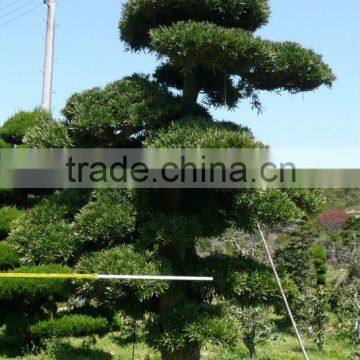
[[146, 302, 238, 353], [274, 230, 314, 288], [313, 245, 327, 286], [62, 74, 188, 147], [201, 254, 299, 307], [286, 189, 326, 215], [145, 116, 260, 148], [0, 139, 12, 148], [230, 305, 275, 359], [0, 206, 23, 239], [75, 190, 136, 249], [76, 245, 170, 304], [349, 251, 360, 280], [233, 190, 305, 231], [0, 264, 73, 306], [303, 287, 330, 350], [150, 21, 335, 93], [0, 109, 52, 145], [29, 315, 110, 340], [23, 120, 73, 148], [337, 279, 360, 349], [139, 213, 203, 247], [8, 198, 78, 265], [120, 0, 270, 50], [0, 241, 20, 270]]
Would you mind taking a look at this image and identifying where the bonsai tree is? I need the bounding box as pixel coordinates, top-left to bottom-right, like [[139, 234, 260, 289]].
[[0, 1, 334, 359]]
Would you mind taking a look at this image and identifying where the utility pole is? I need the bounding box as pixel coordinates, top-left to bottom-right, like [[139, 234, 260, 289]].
[[41, 0, 57, 112]]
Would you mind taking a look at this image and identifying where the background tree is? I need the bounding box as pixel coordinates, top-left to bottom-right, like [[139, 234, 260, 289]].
[[0, 1, 335, 359]]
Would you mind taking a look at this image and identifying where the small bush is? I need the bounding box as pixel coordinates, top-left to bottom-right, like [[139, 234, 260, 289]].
[[0, 264, 73, 306], [29, 315, 110, 340], [0, 109, 52, 145], [0, 206, 23, 239], [0, 241, 20, 270], [23, 121, 73, 148]]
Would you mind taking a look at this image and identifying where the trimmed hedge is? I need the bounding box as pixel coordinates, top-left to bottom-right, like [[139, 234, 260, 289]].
[[0, 264, 73, 305], [0, 109, 52, 145], [0, 241, 20, 270], [0, 206, 23, 239], [29, 315, 110, 340]]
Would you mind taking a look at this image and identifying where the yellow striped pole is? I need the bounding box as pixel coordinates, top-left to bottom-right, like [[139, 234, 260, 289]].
[[0, 274, 213, 281]]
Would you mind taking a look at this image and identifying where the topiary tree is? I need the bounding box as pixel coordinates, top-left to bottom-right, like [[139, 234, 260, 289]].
[[0, 1, 335, 358]]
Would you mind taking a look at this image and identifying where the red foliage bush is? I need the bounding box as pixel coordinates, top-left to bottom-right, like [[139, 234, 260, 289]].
[[318, 209, 349, 230]]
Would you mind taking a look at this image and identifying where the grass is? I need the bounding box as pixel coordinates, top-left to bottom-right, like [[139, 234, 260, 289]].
[[0, 332, 354, 360], [207, 333, 354, 360]]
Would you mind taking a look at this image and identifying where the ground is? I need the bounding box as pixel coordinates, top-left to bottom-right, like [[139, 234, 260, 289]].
[[0, 331, 353, 360]]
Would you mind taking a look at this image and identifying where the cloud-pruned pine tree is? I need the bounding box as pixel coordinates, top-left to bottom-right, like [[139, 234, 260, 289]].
[[0, 1, 334, 359]]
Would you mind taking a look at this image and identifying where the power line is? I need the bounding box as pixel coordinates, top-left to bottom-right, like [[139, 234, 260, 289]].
[[0, 3, 42, 28], [0, 0, 35, 21], [0, 0, 23, 12]]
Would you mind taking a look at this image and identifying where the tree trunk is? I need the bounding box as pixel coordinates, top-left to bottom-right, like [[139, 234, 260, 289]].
[[157, 187, 202, 360], [162, 344, 201, 360], [183, 72, 200, 113]]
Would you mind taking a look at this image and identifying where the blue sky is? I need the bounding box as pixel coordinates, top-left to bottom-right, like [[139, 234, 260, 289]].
[[0, 0, 359, 148]]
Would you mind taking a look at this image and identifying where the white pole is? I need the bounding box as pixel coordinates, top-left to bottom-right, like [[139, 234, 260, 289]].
[[257, 223, 310, 360], [41, 0, 57, 112]]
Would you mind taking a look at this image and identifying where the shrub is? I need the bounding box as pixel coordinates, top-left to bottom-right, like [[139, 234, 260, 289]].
[[337, 279, 360, 350], [0, 109, 52, 145], [75, 190, 136, 248], [0, 241, 20, 270], [23, 120, 73, 148], [8, 200, 78, 265], [0, 206, 23, 239], [0, 264, 73, 306], [230, 305, 275, 359], [318, 209, 349, 230], [303, 287, 330, 350], [274, 230, 314, 289], [29, 315, 110, 340]]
